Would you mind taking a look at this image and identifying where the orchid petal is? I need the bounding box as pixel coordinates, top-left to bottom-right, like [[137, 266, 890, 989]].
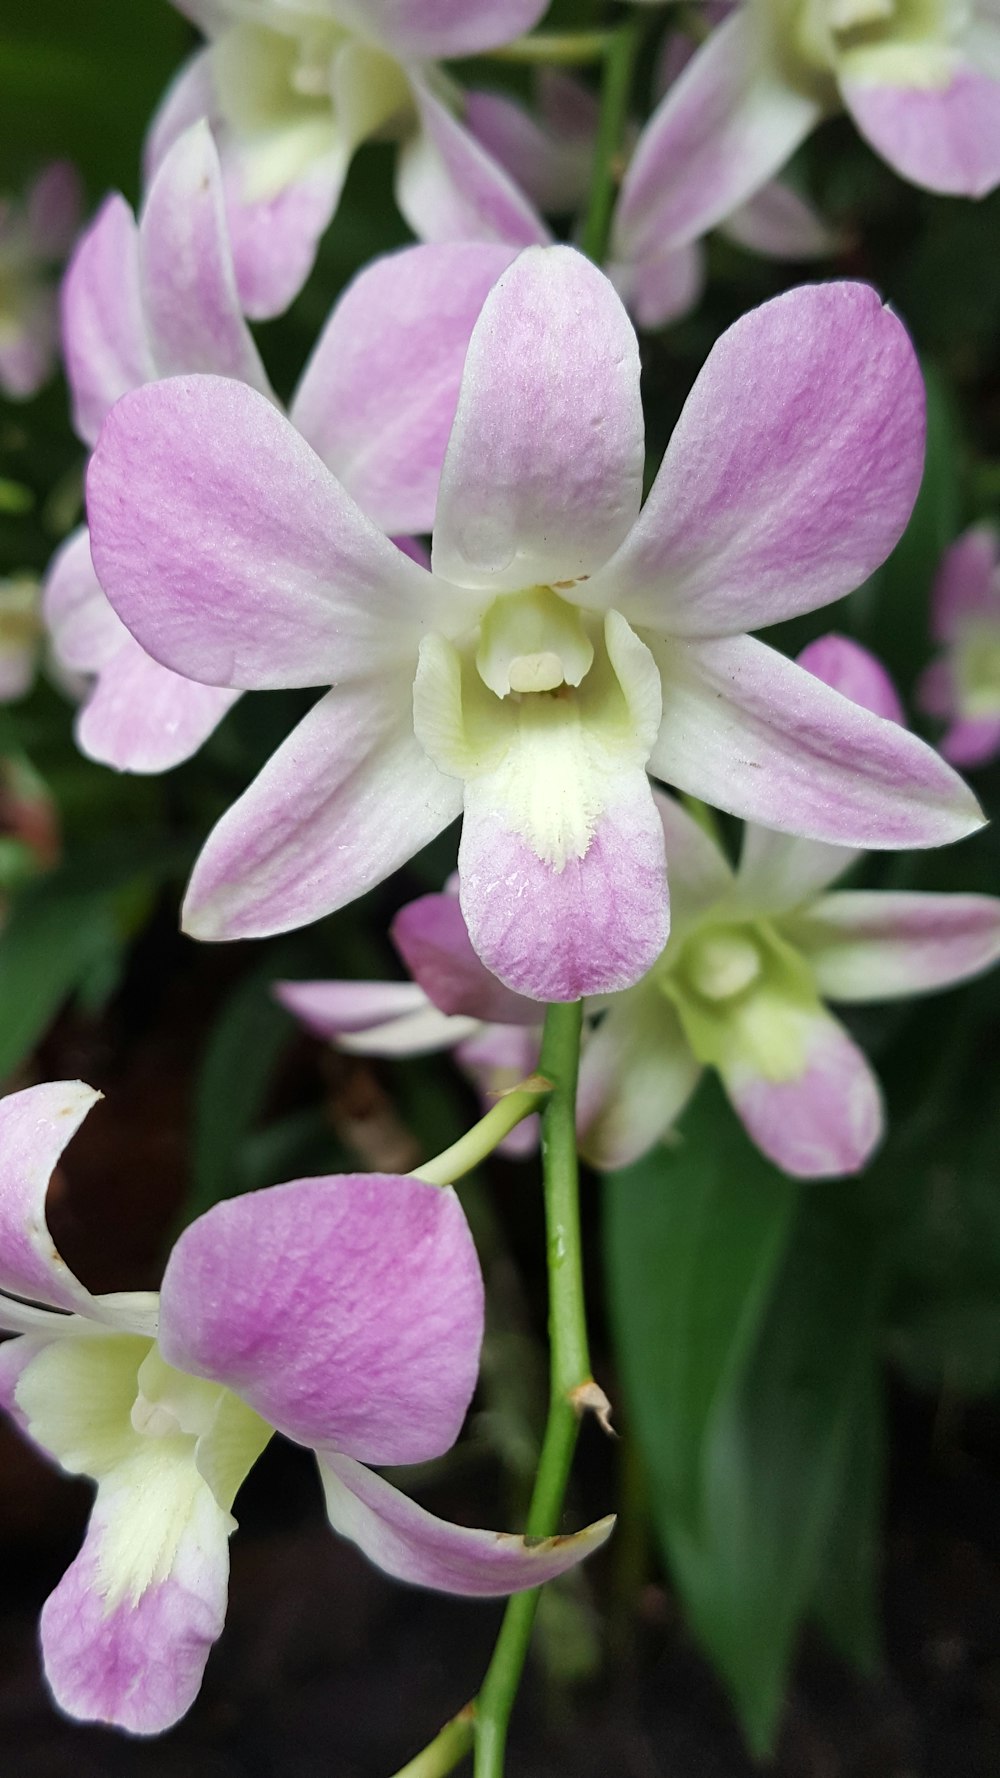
[[578, 994, 701, 1171], [61, 195, 155, 448], [392, 892, 538, 1024], [182, 683, 462, 941], [77, 635, 240, 774], [290, 242, 516, 536], [43, 528, 123, 673], [723, 1007, 884, 1180], [842, 65, 1000, 198], [320, 1451, 614, 1595], [275, 979, 479, 1056], [612, 12, 823, 262], [607, 240, 704, 332], [87, 376, 447, 689], [26, 161, 82, 257], [396, 79, 550, 249], [795, 632, 905, 723], [719, 178, 844, 259], [454, 1024, 542, 1156], [333, 0, 548, 62], [160, 1173, 484, 1466], [786, 891, 1000, 1001], [653, 790, 735, 926], [432, 246, 644, 594], [930, 524, 1000, 644], [139, 121, 273, 396], [221, 140, 349, 320], [463, 80, 594, 214], [648, 633, 984, 848], [940, 715, 1000, 767], [734, 825, 858, 915], [144, 49, 216, 180], [586, 283, 925, 635]]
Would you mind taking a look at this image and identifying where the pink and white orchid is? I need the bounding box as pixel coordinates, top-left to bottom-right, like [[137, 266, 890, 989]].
[[0, 162, 81, 401], [613, 0, 1000, 284], [86, 249, 982, 1001], [0, 1079, 611, 1734], [918, 523, 1000, 768], [277, 881, 544, 1158], [146, 0, 549, 319], [578, 636, 1000, 1178], [46, 120, 515, 773]]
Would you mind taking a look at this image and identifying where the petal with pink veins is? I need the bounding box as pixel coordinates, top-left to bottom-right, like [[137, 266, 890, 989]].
[[335, 0, 549, 64], [785, 891, 1000, 1001], [392, 892, 539, 1024], [841, 65, 1000, 198], [722, 1007, 884, 1180], [319, 1451, 614, 1595], [396, 79, 550, 249], [61, 195, 155, 448], [159, 1173, 483, 1466], [77, 634, 240, 775]]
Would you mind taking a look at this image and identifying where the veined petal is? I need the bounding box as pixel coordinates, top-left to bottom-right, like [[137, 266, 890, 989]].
[[578, 992, 701, 1171], [43, 528, 123, 674], [182, 683, 463, 941], [607, 239, 704, 332], [785, 891, 1000, 1001], [159, 1173, 484, 1466], [320, 1451, 614, 1595], [275, 979, 480, 1056], [722, 1006, 884, 1180], [930, 524, 1000, 644], [841, 65, 1000, 197], [396, 79, 550, 251], [77, 635, 240, 775], [290, 242, 516, 536], [612, 11, 823, 262], [87, 376, 444, 689], [795, 632, 905, 724], [463, 79, 594, 215], [333, 0, 549, 61], [648, 633, 984, 848], [61, 194, 155, 448], [586, 284, 925, 635], [138, 121, 273, 395], [221, 140, 349, 321], [431, 246, 644, 594], [392, 892, 539, 1024]]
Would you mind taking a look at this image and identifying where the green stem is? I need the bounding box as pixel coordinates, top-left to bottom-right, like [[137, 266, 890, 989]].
[[489, 30, 614, 66], [578, 17, 644, 266], [410, 1076, 551, 1187], [389, 1707, 476, 1778], [473, 999, 591, 1778]]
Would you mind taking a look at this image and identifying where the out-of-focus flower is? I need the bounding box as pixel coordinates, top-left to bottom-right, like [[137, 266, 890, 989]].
[[0, 162, 81, 401], [45, 120, 515, 773], [277, 880, 543, 1157], [918, 523, 1000, 768], [0, 1079, 612, 1734], [613, 0, 1000, 285], [0, 574, 43, 701], [578, 636, 1000, 1178], [87, 249, 980, 999], [146, 0, 549, 318]]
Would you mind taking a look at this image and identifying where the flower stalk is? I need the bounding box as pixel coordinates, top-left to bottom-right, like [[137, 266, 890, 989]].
[[579, 17, 645, 265], [410, 1076, 552, 1187], [489, 30, 615, 66]]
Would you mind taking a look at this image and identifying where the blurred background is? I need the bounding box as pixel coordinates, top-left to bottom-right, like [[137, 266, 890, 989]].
[[2, 1, 1000, 1772]]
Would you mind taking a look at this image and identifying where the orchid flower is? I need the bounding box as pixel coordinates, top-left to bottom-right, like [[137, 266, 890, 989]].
[[0, 574, 43, 702], [87, 248, 982, 1001], [146, 0, 549, 319], [0, 1079, 611, 1734], [0, 162, 81, 401], [918, 523, 1000, 768], [277, 880, 544, 1158], [44, 119, 515, 773], [577, 636, 1000, 1179], [613, 0, 1000, 286]]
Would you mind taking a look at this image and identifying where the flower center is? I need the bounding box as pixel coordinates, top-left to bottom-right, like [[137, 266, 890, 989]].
[[680, 926, 764, 1003], [782, 0, 961, 82], [475, 586, 595, 698]]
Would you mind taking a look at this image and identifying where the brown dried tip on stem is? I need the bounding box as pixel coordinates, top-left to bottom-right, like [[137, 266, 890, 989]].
[[571, 1379, 616, 1436], [495, 1072, 553, 1099]]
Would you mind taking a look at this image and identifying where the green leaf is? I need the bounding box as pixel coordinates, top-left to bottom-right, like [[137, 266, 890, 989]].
[[811, 1355, 884, 1674], [0, 881, 117, 1079], [604, 1077, 797, 1527]]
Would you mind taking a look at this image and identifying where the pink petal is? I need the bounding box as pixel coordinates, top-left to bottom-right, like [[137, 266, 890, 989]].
[[138, 121, 273, 395], [654, 789, 734, 922], [87, 376, 442, 690], [720, 177, 843, 260], [43, 528, 123, 674], [607, 240, 704, 332], [290, 242, 516, 536], [320, 1451, 614, 1595], [454, 1024, 542, 1155], [842, 64, 1000, 197], [578, 995, 701, 1171], [275, 979, 431, 1037], [432, 246, 644, 594], [221, 140, 348, 321], [463, 78, 594, 214], [930, 523, 1000, 644], [182, 683, 462, 941], [396, 80, 550, 249], [144, 49, 216, 182], [26, 160, 83, 257], [391, 892, 538, 1024], [159, 1173, 484, 1465], [648, 633, 984, 848], [335, 0, 549, 61], [612, 11, 822, 262], [0, 1081, 103, 1316], [796, 632, 905, 724], [787, 890, 1000, 1001], [458, 769, 669, 1001], [723, 1009, 883, 1179], [76, 634, 240, 774], [735, 825, 859, 915], [940, 715, 1000, 767], [61, 194, 155, 448], [587, 283, 925, 635], [41, 1484, 230, 1735]]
